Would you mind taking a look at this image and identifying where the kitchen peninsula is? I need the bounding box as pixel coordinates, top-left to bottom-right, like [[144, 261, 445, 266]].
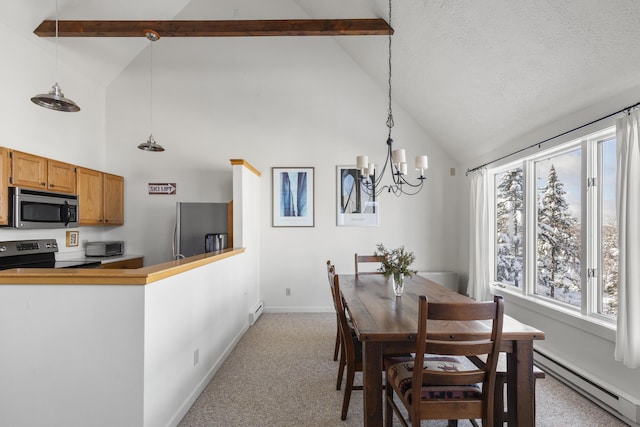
[[0, 160, 261, 427]]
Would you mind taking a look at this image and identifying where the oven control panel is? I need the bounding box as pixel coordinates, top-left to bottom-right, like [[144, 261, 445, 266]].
[[0, 239, 58, 257]]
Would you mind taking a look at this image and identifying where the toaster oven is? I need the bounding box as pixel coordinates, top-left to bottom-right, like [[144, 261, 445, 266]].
[[86, 241, 124, 257]]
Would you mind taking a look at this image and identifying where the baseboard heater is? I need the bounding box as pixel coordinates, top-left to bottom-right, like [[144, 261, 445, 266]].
[[248, 301, 264, 326], [534, 349, 640, 425]]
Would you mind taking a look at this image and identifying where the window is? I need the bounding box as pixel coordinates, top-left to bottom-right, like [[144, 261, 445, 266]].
[[598, 138, 618, 316], [495, 168, 524, 288], [492, 127, 618, 322], [534, 148, 582, 307]]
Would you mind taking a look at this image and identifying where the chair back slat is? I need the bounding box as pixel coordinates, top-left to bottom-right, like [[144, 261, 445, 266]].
[[427, 340, 495, 356], [354, 253, 385, 276]]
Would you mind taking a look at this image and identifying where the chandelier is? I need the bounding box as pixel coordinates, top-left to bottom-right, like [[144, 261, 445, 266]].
[[356, 0, 427, 197]]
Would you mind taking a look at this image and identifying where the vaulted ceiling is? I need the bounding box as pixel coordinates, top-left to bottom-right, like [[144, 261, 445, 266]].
[[4, 0, 640, 165]]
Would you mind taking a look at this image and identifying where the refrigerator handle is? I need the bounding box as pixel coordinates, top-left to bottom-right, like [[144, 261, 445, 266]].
[[172, 221, 185, 260]]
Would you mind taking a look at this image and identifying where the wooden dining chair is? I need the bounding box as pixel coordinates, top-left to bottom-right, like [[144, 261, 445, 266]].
[[331, 270, 364, 420], [354, 253, 385, 276], [384, 295, 504, 427], [326, 260, 341, 362]]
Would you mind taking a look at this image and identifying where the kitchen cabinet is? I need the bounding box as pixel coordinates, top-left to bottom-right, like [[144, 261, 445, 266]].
[[77, 167, 124, 226], [47, 159, 77, 193], [10, 150, 76, 194], [0, 148, 10, 225], [103, 173, 124, 225]]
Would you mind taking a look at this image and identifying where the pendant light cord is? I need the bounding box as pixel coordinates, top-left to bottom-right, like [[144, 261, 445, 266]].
[[149, 40, 153, 136], [386, 0, 394, 138], [55, 0, 59, 84]]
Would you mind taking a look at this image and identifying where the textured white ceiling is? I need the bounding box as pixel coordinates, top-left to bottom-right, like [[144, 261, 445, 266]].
[[4, 0, 640, 164]]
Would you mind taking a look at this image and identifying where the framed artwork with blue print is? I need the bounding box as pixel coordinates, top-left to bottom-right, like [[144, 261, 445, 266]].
[[272, 167, 315, 227]]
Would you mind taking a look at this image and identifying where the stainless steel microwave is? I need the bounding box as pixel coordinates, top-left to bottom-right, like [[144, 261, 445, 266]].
[[8, 187, 79, 229]]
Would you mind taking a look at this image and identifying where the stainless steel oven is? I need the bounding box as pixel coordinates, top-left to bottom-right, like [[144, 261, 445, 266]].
[[0, 239, 101, 270], [8, 187, 79, 229]]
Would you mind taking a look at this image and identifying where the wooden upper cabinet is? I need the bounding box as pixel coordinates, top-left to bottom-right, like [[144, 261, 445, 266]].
[[47, 160, 76, 193], [103, 173, 124, 225], [9, 151, 76, 194], [76, 167, 104, 225], [77, 168, 124, 226], [10, 150, 47, 189], [0, 148, 10, 225]]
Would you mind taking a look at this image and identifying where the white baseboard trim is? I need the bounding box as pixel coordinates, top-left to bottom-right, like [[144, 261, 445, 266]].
[[535, 348, 640, 426], [168, 322, 250, 427], [265, 306, 335, 313]]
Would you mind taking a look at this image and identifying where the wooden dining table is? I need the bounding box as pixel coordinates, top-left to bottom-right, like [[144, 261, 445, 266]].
[[338, 273, 545, 427]]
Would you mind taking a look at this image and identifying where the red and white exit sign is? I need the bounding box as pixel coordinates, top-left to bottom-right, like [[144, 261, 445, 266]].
[[148, 183, 176, 195]]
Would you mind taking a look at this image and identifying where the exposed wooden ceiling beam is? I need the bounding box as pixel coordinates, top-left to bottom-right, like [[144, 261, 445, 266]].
[[33, 19, 393, 38]]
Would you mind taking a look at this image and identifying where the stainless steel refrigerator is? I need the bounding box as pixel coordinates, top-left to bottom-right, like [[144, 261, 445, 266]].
[[173, 202, 229, 259]]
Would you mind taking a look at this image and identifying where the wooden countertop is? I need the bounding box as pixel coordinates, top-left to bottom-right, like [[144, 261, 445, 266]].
[[0, 248, 245, 285]]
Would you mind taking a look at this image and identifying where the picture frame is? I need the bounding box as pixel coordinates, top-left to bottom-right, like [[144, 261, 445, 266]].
[[65, 230, 79, 247], [336, 165, 379, 226], [272, 167, 315, 227]]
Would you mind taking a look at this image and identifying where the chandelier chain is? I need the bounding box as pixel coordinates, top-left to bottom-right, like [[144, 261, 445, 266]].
[[386, 0, 394, 137]]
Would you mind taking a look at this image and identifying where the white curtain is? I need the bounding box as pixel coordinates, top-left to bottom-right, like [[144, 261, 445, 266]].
[[615, 110, 640, 369], [467, 168, 491, 301]]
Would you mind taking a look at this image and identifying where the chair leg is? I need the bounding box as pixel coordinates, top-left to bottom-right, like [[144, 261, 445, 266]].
[[336, 340, 346, 390], [341, 360, 356, 420], [494, 372, 507, 426], [447, 421, 458, 427], [333, 321, 341, 361], [384, 379, 394, 427]]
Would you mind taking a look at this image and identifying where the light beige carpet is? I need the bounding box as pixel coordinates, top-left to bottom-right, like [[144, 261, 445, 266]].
[[178, 313, 629, 427]]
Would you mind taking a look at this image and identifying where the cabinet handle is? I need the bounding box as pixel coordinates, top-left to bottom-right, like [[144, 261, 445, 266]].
[[41, 182, 46, 186], [49, 184, 55, 188]]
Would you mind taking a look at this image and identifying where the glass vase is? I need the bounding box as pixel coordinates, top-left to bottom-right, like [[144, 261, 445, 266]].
[[392, 272, 404, 296]]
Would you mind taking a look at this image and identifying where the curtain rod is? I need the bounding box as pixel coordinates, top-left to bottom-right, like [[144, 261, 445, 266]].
[[465, 101, 640, 176]]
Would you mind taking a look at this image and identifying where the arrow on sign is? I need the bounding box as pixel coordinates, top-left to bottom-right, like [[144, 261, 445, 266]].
[[148, 183, 177, 195]]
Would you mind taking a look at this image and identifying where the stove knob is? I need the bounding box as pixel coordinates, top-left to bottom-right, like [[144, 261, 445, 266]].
[[0, 246, 6, 252]]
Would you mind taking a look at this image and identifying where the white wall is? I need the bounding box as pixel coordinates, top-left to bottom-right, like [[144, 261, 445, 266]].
[[0, 283, 145, 427], [232, 163, 262, 309], [104, 7, 462, 312], [144, 254, 252, 427]]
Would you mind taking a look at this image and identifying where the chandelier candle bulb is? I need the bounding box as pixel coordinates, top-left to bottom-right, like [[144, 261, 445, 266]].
[[391, 149, 406, 164], [357, 155, 369, 171], [415, 155, 428, 171], [366, 163, 376, 176], [399, 162, 408, 175]]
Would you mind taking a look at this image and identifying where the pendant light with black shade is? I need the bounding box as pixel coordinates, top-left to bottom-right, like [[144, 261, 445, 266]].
[[138, 29, 165, 152], [31, 0, 80, 112]]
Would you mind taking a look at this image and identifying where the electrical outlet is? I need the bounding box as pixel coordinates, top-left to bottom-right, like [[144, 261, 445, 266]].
[[193, 349, 199, 366], [286, 288, 291, 296]]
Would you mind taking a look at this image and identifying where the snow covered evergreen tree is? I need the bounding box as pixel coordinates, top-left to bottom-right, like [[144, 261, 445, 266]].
[[601, 219, 618, 315], [496, 168, 524, 286], [537, 164, 581, 301]]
